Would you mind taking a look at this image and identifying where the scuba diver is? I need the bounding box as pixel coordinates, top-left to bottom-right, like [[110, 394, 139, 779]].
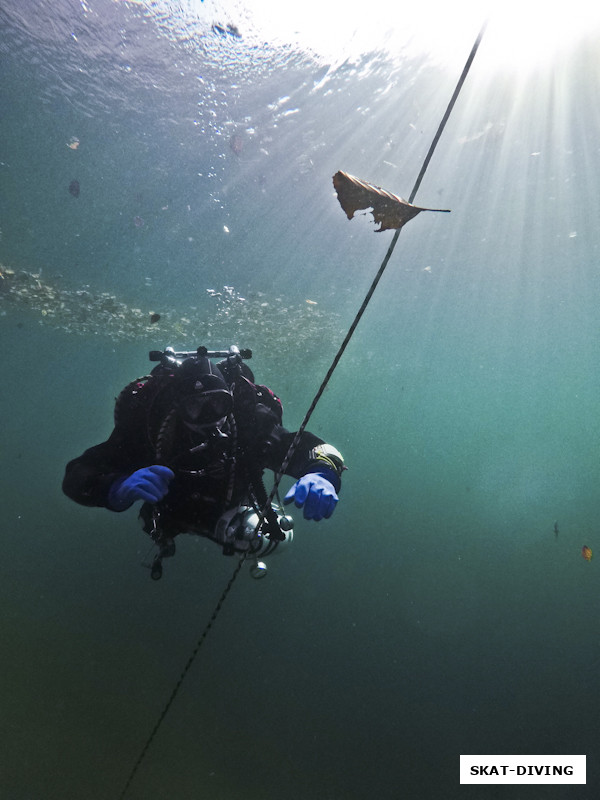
[[62, 345, 345, 579]]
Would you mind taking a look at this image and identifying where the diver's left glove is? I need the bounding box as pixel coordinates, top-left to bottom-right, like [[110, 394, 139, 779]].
[[108, 465, 175, 511], [284, 472, 338, 521]]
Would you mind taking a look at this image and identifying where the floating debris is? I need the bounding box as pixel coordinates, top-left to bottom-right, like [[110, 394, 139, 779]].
[[229, 134, 243, 155], [332, 170, 450, 232], [582, 545, 593, 562], [0, 267, 160, 340], [213, 22, 242, 39], [67, 137, 80, 150], [0, 264, 344, 357]]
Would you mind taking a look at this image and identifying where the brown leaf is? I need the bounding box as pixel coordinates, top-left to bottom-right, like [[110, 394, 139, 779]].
[[332, 171, 449, 232]]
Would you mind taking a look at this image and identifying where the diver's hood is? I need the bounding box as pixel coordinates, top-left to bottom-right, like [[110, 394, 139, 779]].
[[178, 356, 228, 389]]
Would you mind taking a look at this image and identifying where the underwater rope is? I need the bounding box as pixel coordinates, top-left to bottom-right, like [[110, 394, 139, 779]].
[[266, 19, 488, 505], [117, 556, 246, 800], [117, 20, 487, 800]]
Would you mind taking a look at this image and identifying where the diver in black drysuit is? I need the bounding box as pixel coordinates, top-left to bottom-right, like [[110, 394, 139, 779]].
[[62, 351, 345, 573]]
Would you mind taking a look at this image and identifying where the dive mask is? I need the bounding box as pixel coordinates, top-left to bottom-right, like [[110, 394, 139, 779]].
[[180, 386, 233, 429]]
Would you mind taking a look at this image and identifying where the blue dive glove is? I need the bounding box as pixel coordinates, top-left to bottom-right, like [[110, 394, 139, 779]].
[[284, 472, 339, 521], [108, 465, 175, 511]]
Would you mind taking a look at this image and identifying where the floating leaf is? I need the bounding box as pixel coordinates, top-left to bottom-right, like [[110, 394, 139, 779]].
[[582, 545, 593, 561], [332, 170, 449, 232]]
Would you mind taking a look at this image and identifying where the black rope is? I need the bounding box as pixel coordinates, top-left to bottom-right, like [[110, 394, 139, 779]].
[[408, 21, 487, 205], [117, 554, 247, 800], [266, 19, 488, 503], [117, 20, 487, 800]]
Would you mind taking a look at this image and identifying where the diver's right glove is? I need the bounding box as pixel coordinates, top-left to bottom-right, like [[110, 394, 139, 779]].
[[108, 465, 175, 511], [284, 472, 339, 521]]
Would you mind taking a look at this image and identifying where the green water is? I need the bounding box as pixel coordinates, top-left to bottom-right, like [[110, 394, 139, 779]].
[[1, 2, 599, 798]]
